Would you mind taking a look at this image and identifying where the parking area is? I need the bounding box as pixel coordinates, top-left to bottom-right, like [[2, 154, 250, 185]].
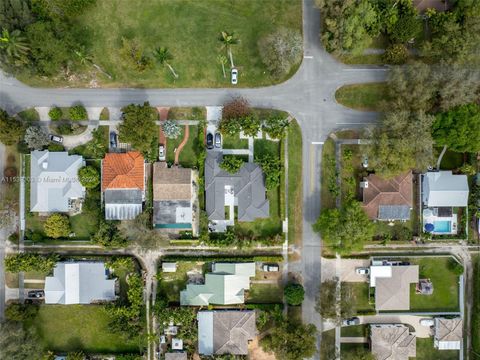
[[321, 258, 370, 282]]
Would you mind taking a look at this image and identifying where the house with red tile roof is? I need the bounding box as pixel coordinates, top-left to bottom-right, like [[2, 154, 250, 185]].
[[361, 171, 413, 221], [101, 151, 146, 220]]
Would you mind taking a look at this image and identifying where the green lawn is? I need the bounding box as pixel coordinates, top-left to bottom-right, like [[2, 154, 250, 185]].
[[321, 138, 336, 210], [222, 133, 248, 149], [26, 305, 141, 353], [17, 108, 39, 122], [21, 0, 301, 88], [320, 329, 336, 360], [166, 125, 201, 167], [246, 283, 283, 303], [341, 324, 367, 338], [410, 257, 460, 312], [168, 107, 206, 120], [338, 53, 384, 65], [346, 282, 375, 313], [287, 121, 303, 246], [335, 83, 388, 111], [99, 107, 109, 120], [254, 138, 280, 159], [416, 338, 459, 360]]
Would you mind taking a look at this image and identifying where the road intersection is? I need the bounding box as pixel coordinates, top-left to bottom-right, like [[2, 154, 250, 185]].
[[0, 0, 388, 356]]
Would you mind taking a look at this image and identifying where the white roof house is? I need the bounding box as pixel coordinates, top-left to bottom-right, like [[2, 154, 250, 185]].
[[422, 171, 469, 207], [434, 318, 463, 350], [30, 151, 85, 212], [45, 262, 115, 304], [180, 263, 256, 306]]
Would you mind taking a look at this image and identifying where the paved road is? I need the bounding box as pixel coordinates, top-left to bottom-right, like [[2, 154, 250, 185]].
[[0, 0, 388, 354]]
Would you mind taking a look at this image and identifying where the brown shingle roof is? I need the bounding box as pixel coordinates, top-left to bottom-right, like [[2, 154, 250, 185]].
[[375, 266, 419, 311], [153, 162, 192, 200], [102, 151, 145, 191], [362, 171, 413, 220], [371, 324, 416, 360]]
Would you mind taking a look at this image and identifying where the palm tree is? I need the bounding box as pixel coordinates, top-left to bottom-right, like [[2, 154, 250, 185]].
[[73, 47, 112, 79], [0, 28, 29, 65], [218, 31, 239, 68], [153, 47, 178, 78], [216, 54, 228, 78]]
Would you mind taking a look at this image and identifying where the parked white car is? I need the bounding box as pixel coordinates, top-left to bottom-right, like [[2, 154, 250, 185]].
[[231, 68, 238, 85], [262, 264, 279, 272], [420, 318, 434, 327], [356, 267, 370, 275], [159, 145, 166, 161]]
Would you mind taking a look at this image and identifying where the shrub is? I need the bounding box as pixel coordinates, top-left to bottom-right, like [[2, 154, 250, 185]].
[[222, 97, 251, 120], [5, 253, 59, 273], [69, 105, 87, 120], [48, 107, 62, 121], [383, 43, 409, 65], [24, 126, 49, 150], [448, 258, 464, 275], [220, 156, 244, 174], [162, 120, 181, 139], [48, 143, 64, 151], [78, 166, 100, 189], [284, 283, 305, 305], [256, 155, 282, 190], [44, 213, 71, 238]]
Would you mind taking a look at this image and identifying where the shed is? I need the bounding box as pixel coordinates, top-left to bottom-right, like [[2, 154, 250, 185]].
[[162, 262, 177, 273]]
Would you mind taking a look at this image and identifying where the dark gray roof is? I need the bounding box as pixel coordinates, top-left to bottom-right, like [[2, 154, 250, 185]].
[[104, 189, 143, 220], [205, 152, 269, 222], [153, 200, 191, 226], [378, 205, 411, 221]]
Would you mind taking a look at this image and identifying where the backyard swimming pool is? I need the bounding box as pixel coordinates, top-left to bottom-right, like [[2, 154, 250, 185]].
[[433, 220, 452, 233]]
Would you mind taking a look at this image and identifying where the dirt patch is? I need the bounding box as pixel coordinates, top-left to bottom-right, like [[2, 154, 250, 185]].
[[249, 338, 277, 360]]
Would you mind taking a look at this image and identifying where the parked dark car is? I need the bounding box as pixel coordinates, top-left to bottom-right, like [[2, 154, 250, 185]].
[[206, 132, 214, 149], [110, 131, 117, 148], [28, 290, 44, 298], [214, 132, 222, 148], [342, 317, 360, 326], [49, 134, 63, 143]]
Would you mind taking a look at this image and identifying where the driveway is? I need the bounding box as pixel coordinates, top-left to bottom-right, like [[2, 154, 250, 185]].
[[358, 314, 434, 338]]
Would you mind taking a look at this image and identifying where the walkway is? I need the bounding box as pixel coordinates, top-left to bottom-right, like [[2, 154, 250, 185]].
[[174, 125, 189, 165]]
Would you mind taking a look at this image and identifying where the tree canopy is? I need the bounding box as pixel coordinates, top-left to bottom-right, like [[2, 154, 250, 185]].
[[284, 283, 305, 306], [220, 156, 244, 174], [313, 201, 374, 254], [44, 213, 71, 238], [92, 221, 128, 248], [0, 109, 25, 145], [256, 155, 282, 190], [5, 253, 59, 273], [119, 102, 158, 159], [432, 103, 480, 153]]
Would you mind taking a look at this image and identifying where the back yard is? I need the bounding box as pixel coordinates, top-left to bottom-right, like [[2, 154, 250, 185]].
[[26, 305, 141, 353]]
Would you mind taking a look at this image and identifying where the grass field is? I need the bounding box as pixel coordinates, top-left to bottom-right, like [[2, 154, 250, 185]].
[[416, 338, 459, 360], [410, 257, 460, 312], [320, 329, 336, 360], [338, 53, 384, 65], [321, 138, 336, 210], [287, 121, 303, 245], [340, 324, 367, 337], [17, 108, 39, 122], [166, 125, 201, 167], [22, 0, 301, 88], [346, 282, 375, 313], [26, 305, 141, 353], [247, 283, 283, 303], [222, 133, 249, 149], [168, 107, 206, 120], [335, 83, 388, 111]]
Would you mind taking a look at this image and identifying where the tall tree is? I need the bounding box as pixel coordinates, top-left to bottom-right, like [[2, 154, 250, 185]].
[[119, 102, 158, 158], [153, 47, 178, 78], [316, 0, 379, 55], [218, 31, 239, 68], [216, 54, 228, 78], [0, 28, 30, 66], [432, 103, 480, 153], [0, 109, 25, 145]]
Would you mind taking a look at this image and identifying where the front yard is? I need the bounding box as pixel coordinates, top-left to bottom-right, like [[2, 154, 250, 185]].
[[409, 257, 460, 312], [344, 282, 375, 314], [157, 261, 205, 303], [166, 125, 201, 168], [26, 305, 141, 353], [246, 283, 284, 304]]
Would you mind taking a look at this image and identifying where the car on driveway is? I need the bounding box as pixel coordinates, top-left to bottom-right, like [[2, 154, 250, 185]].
[[110, 131, 117, 148], [231, 68, 238, 85], [262, 263, 279, 272], [420, 318, 434, 327], [206, 132, 214, 149], [215, 132, 222, 148], [28, 290, 44, 298], [158, 145, 166, 161], [342, 317, 360, 326], [49, 134, 63, 143], [355, 267, 370, 275]]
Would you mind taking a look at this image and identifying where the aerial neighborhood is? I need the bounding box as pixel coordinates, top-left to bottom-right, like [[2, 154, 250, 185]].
[[0, 0, 479, 360]]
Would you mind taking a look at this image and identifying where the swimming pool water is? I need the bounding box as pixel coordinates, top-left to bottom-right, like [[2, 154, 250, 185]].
[[433, 220, 451, 233]]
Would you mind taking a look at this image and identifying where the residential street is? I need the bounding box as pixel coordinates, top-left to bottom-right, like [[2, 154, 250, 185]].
[[0, 0, 388, 356]]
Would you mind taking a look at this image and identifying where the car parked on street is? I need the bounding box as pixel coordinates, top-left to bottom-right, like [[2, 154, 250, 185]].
[[355, 267, 370, 275], [206, 132, 214, 149], [262, 263, 280, 272], [342, 317, 360, 326], [231, 68, 238, 85], [215, 132, 222, 148], [49, 134, 63, 143], [158, 145, 166, 161]]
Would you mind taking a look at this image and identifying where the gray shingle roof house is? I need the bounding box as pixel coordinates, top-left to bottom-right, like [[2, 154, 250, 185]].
[[205, 152, 269, 221], [44, 262, 115, 304], [370, 324, 416, 360], [180, 262, 255, 306], [370, 265, 419, 311], [422, 171, 469, 207], [197, 310, 256, 356], [30, 150, 85, 213], [153, 162, 192, 229], [434, 318, 463, 350]]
